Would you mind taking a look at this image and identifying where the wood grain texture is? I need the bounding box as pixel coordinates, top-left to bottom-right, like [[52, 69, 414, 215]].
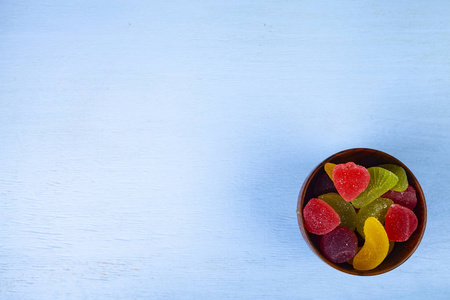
[[1, 0, 450, 299]]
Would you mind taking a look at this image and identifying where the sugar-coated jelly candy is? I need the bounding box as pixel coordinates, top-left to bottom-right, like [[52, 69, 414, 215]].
[[324, 162, 336, 180], [348, 240, 394, 267], [318, 193, 356, 231], [356, 197, 393, 238], [346, 247, 361, 265], [332, 162, 370, 202], [382, 185, 417, 210], [314, 172, 337, 196], [320, 227, 358, 263], [384, 204, 418, 242], [351, 167, 398, 209], [303, 198, 340, 235], [388, 241, 395, 255], [378, 164, 408, 192], [353, 217, 389, 271]]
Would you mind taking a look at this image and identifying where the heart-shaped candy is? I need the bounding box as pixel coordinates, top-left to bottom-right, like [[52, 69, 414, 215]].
[[332, 162, 370, 202]]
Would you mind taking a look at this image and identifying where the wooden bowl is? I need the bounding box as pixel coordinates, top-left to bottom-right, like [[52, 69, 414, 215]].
[[297, 148, 427, 276]]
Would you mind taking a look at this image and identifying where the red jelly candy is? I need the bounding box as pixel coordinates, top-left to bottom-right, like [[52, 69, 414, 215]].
[[332, 162, 370, 202], [382, 185, 417, 210], [320, 226, 358, 263], [384, 204, 418, 242], [303, 198, 340, 235]]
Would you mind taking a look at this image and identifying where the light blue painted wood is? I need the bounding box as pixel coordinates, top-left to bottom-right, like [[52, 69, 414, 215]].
[[1, 1, 449, 299]]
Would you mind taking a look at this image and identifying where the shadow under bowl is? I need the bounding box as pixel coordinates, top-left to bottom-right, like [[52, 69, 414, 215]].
[[297, 148, 427, 276]]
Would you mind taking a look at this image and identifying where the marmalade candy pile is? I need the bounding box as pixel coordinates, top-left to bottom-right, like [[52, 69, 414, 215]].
[[303, 162, 418, 271]]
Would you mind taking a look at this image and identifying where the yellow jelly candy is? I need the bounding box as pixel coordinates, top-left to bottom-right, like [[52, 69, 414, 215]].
[[353, 217, 389, 271], [388, 241, 395, 256], [324, 163, 336, 180]]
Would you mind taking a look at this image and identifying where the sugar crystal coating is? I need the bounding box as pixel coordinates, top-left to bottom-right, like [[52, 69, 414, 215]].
[[324, 163, 336, 181], [332, 162, 370, 202], [303, 198, 340, 235], [353, 217, 389, 271], [318, 193, 356, 231], [304, 159, 421, 271], [320, 227, 358, 263], [356, 197, 393, 238], [382, 185, 417, 210], [351, 167, 398, 209], [388, 241, 395, 255], [378, 164, 408, 192], [384, 204, 418, 242]]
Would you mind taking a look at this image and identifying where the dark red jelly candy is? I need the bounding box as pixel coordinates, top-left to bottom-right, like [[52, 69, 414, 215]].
[[303, 198, 340, 235], [314, 172, 337, 196], [332, 162, 370, 202], [385, 204, 418, 242], [320, 226, 358, 263], [382, 185, 417, 210]]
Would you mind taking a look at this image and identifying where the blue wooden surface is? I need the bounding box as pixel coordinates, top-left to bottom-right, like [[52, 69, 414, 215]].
[[1, 1, 450, 299]]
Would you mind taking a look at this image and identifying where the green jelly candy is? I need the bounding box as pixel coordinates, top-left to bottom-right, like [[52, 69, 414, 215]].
[[356, 197, 394, 238], [318, 192, 357, 231], [351, 167, 398, 209], [378, 164, 408, 192]]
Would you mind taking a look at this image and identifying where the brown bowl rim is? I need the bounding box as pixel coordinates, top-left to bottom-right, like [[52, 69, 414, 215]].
[[296, 148, 427, 276]]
